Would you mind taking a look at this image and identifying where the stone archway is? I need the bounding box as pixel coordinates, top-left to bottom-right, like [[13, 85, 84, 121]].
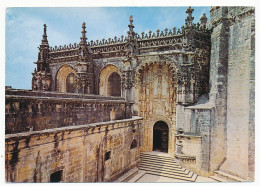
[[153, 121, 169, 152], [56, 65, 76, 93], [99, 65, 122, 96], [136, 61, 178, 155]]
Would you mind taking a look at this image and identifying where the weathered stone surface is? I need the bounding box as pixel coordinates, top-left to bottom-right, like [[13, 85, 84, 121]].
[[5, 90, 128, 134], [5, 6, 255, 183], [5, 117, 142, 182]]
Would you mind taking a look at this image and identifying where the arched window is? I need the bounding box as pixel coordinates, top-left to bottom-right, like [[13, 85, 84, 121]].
[[130, 139, 137, 149], [66, 73, 75, 93], [108, 72, 121, 96]]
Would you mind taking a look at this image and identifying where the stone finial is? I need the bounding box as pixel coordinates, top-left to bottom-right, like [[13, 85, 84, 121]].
[[128, 15, 135, 34], [186, 6, 194, 14], [156, 29, 160, 37], [185, 6, 194, 27], [148, 30, 152, 38], [173, 27, 176, 34], [164, 28, 168, 36], [80, 22, 87, 46], [200, 13, 208, 25], [43, 24, 47, 36], [141, 32, 145, 39], [41, 24, 48, 45], [129, 15, 133, 23]]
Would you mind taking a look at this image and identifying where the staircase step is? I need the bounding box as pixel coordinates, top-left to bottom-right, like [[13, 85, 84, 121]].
[[140, 161, 185, 171], [141, 169, 197, 182], [140, 156, 177, 163], [140, 159, 180, 168], [140, 153, 176, 161], [140, 156, 178, 164], [209, 175, 228, 182], [140, 163, 189, 175], [214, 171, 246, 182], [140, 166, 194, 178], [139, 152, 198, 182]]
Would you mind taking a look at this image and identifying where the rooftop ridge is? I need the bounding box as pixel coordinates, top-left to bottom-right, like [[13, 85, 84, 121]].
[[49, 23, 208, 53], [50, 43, 79, 52]]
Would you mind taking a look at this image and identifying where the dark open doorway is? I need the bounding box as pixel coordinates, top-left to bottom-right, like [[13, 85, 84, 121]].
[[153, 121, 169, 153]]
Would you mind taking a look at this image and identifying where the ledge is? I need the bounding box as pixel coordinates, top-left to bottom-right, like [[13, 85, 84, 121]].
[[6, 95, 127, 104], [5, 89, 125, 101], [5, 116, 143, 140], [175, 134, 202, 139], [175, 153, 196, 161]]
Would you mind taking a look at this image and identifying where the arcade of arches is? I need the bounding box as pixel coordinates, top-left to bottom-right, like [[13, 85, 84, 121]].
[[56, 64, 123, 97]]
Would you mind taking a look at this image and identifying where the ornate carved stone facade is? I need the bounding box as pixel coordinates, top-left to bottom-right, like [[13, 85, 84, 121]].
[[6, 6, 255, 182]]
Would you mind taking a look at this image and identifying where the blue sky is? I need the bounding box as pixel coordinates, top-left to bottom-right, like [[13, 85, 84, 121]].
[[5, 7, 210, 89]]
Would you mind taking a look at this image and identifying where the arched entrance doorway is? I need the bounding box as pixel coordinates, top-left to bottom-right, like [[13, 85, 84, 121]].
[[108, 72, 121, 96], [153, 121, 169, 153]]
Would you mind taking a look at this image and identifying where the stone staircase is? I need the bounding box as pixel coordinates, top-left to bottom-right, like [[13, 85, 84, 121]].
[[139, 152, 198, 182]]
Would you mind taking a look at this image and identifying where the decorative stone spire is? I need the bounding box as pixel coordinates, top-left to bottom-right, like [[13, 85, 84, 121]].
[[200, 13, 208, 25], [41, 24, 49, 46], [80, 22, 87, 46], [32, 24, 51, 91], [185, 6, 194, 27], [126, 15, 139, 56], [128, 15, 135, 38], [38, 24, 49, 72]]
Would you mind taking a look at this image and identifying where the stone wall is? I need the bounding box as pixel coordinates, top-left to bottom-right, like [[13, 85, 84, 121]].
[[216, 7, 255, 180], [6, 89, 128, 134], [175, 105, 214, 177], [5, 117, 143, 182]]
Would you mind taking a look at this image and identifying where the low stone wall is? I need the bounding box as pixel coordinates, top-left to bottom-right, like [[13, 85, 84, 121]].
[[175, 105, 214, 177], [6, 89, 129, 134], [5, 117, 143, 182]]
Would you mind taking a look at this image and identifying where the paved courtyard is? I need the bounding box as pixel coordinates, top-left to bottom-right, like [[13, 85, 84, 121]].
[[136, 173, 217, 183]]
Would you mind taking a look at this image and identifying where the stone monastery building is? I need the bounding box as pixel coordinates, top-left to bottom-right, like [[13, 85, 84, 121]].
[[5, 7, 255, 182]]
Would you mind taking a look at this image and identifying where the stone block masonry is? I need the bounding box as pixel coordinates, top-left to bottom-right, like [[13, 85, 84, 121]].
[[6, 89, 128, 134], [5, 116, 143, 182]]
